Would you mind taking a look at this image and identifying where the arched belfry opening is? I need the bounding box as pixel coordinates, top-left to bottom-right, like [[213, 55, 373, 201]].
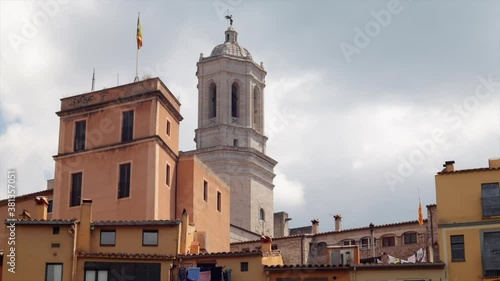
[[231, 82, 239, 118], [253, 86, 262, 131], [209, 82, 217, 118]]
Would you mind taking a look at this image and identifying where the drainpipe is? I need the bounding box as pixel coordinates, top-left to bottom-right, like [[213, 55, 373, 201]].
[[71, 222, 77, 281]]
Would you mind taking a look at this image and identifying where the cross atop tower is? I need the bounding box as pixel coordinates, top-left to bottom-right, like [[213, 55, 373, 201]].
[[225, 14, 233, 26]]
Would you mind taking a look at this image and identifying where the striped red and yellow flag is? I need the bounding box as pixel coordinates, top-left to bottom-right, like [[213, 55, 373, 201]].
[[136, 14, 143, 49], [418, 201, 424, 225]]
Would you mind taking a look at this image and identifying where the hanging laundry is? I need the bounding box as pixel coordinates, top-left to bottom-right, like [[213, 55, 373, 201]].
[[179, 267, 188, 281], [211, 266, 223, 281], [199, 271, 211, 281], [187, 267, 201, 281]]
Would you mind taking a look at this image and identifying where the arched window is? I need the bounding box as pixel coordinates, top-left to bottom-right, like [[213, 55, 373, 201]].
[[209, 83, 216, 118], [260, 208, 265, 221], [231, 83, 239, 118], [226, 34, 229, 42], [253, 86, 261, 129]]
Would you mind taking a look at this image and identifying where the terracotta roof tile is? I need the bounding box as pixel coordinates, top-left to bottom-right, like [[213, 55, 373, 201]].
[[231, 219, 428, 245], [5, 219, 76, 225], [437, 167, 500, 175], [0, 189, 53, 206], [77, 252, 175, 260], [179, 250, 263, 258], [265, 264, 350, 270], [91, 220, 180, 226]]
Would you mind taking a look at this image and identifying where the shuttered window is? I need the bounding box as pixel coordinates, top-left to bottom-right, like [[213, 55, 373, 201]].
[[451, 235, 465, 261], [121, 111, 134, 142], [74, 120, 86, 151], [483, 231, 500, 277], [118, 163, 131, 198], [70, 172, 82, 207], [482, 183, 500, 217]]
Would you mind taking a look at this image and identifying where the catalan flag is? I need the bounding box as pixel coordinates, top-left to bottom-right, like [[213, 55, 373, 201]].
[[418, 201, 424, 225], [136, 14, 143, 49]]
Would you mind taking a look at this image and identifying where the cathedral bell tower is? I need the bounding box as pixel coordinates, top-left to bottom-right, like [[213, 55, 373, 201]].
[[194, 23, 277, 239]]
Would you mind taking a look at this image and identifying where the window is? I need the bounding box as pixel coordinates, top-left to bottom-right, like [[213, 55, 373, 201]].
[[209, 83, 217, 118], [203, 180, 208, 202], [45, 263, 63, 281], [217, 191, 221, 212], [342, 240, 355, 246], [121, 110, 134, 142], [233, 139, 238, 147], [74, 120, 86, 152], [51, 243, 60, 248], [231, 83, 239, 118], [70, 172, 82, 207], [143, 230, 158, 246], [240, 262, 248, 272], [118, 163, 131, 198], [85, 270, 108, 281], [53, 227, 60, 235], [483, 231, 500, 277], [360, 238, 370, 249], [165, 164, 171, 186], [272, 244, 278, 250], [48, 199, 53, 213], [100, 230, 116, 246], [404, 232, 417, 244], [482, 183, 500, 217], [166, 120, 171, 136], [451, 235, 465, 261], [260, 208, 265, 221], [382, 236, 395, 247]]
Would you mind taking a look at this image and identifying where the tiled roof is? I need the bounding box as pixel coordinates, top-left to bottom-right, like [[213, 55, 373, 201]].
[[231, 219, 428, 245], [179, 250, 263, 258], [91, 220, 181, 226], [354, 262, 446, 269], [437, 167, 500, 175], [0, 189, 53, 206], [77, 252, 175, 260], [265, 264, 350, 271], [5, 219, 76, 225], [315, 219, 428, 236]]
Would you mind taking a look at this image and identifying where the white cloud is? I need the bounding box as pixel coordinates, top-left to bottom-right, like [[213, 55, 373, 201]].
[[273, 170, 306, 210]]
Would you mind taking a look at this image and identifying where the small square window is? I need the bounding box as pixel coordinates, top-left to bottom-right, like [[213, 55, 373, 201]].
[[240, 262, 248, 272], [53, 227, 60, 235], [143, 230, 158, 246], [100, 230, 116, 246], [271, 244, 278, 250], [166, 120, 171, 136]]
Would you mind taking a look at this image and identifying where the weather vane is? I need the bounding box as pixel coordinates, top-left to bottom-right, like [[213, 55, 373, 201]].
[[225, 13, 233, 26]]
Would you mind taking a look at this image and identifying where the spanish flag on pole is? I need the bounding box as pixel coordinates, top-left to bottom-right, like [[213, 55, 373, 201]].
[[418, 201, 424, 225], [136, 13, 143, 49]]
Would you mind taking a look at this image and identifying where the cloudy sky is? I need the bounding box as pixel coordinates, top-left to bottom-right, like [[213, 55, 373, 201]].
[[1, 0, 499, 231]]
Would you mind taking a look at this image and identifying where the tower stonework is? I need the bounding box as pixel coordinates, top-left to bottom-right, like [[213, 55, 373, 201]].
[[193, 25, 277, 239]]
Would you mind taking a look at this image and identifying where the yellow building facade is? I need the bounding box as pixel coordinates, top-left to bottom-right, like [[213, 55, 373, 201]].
[[436, 159, 500, 281]]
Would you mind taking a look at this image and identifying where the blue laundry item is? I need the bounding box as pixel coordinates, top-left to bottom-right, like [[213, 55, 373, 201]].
[[187, 267, 201, 281]]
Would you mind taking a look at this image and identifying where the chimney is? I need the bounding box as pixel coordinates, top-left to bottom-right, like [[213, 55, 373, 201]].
[[180, 209, 189, 254], [190, 241, 200, 255], [489, 158, 500, 169], [443, 161, 455, 172], [334, 214, 342, 231], [261, 236, 272, 252], [76, 199, 92, 252], [34, 196, 48, 220], [311, 219, 320, 234]]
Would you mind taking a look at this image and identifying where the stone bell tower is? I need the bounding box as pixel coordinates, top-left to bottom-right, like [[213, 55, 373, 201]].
[[193, 23, 277, 239]]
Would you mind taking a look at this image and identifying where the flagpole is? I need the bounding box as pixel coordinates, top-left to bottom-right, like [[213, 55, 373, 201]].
[[135, 47, 139, 82], [134, 12, 140, 82]]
